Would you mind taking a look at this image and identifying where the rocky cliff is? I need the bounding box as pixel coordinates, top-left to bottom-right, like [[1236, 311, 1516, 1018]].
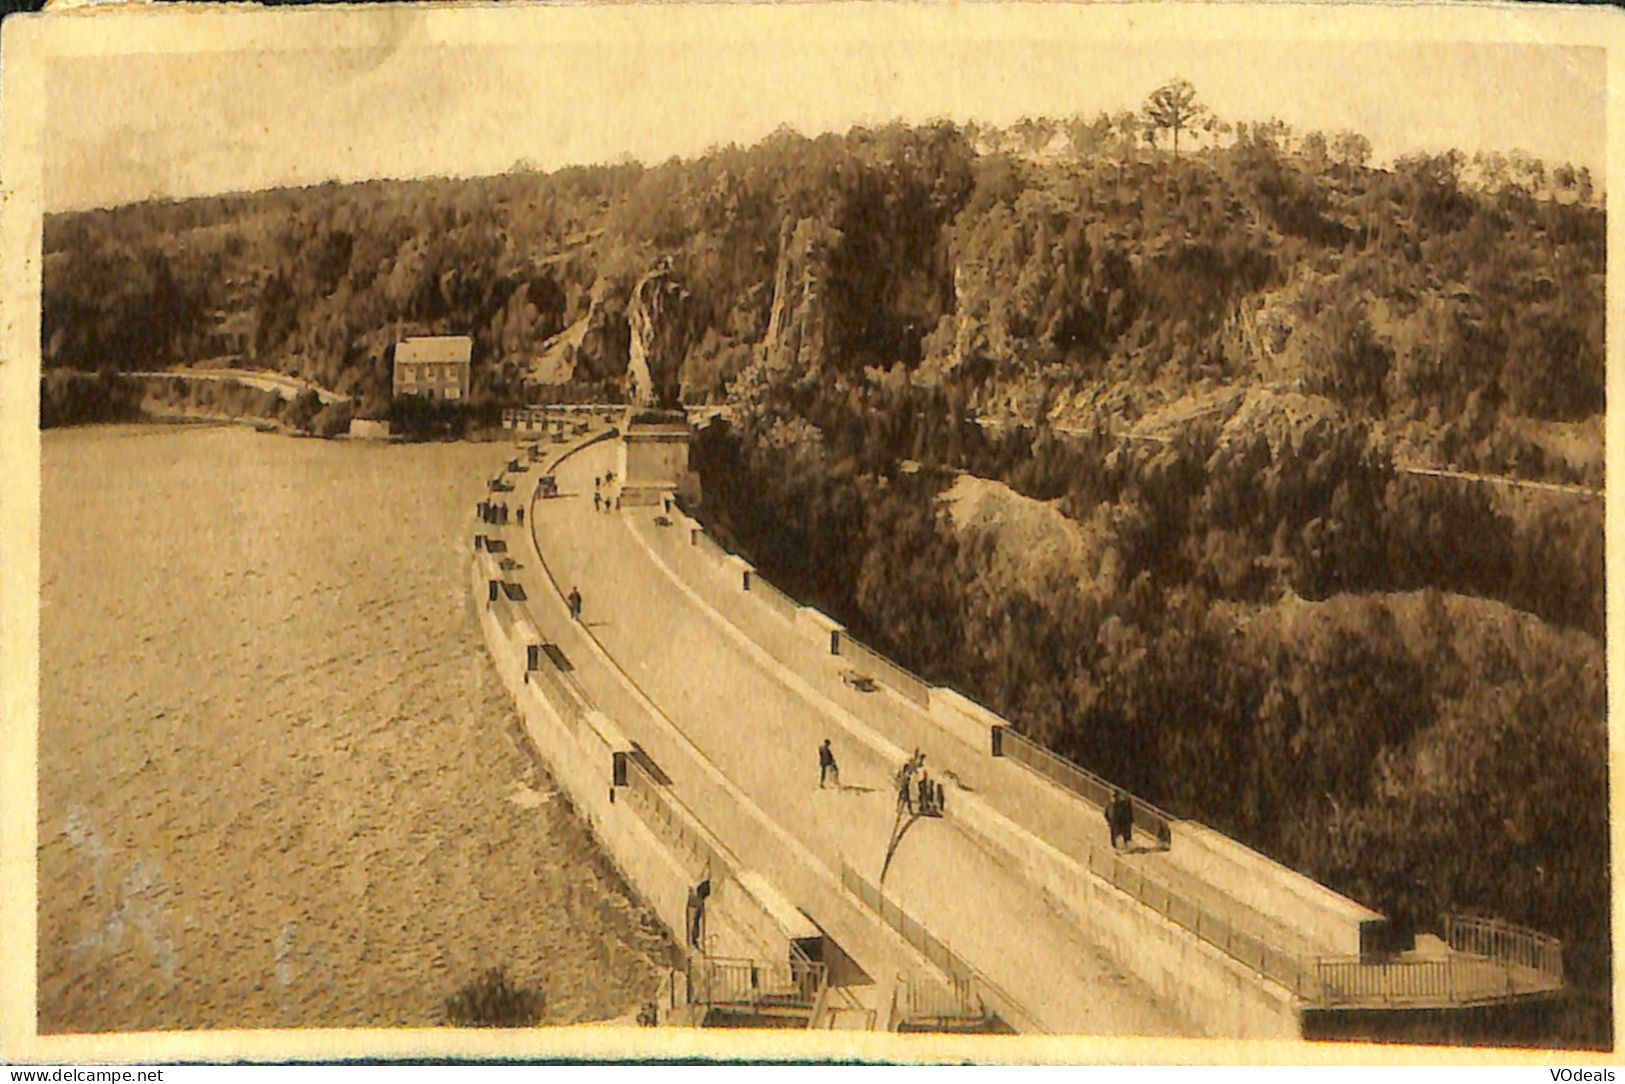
[[760, 217, 839, 379], [625, 266, 700, 408], [527, 276, 631, 387]]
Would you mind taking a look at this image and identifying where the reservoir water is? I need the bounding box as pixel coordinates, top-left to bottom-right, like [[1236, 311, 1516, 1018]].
[[38, 424, 671, 1032]]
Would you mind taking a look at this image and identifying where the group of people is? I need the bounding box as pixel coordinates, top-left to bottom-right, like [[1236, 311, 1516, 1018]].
[[815, 741, 951, 816], [592, 474, 621, 514], [897, 749, 945, 817], [478, 499, 518, 526]]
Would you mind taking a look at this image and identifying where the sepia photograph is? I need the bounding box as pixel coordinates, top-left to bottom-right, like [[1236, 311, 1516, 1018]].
[[0, 1, 1615, 1064]]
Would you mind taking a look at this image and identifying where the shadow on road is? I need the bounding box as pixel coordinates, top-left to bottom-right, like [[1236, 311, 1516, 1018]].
[[879, 807, 923, 887]]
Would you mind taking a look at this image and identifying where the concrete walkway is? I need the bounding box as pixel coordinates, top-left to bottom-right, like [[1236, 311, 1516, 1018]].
[[512, 437, 1188, 1037]]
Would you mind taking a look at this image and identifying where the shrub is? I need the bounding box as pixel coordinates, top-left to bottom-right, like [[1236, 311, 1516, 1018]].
[[443, 966, 544, 1027]]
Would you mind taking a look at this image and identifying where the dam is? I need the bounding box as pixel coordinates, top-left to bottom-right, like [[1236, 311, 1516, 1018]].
[[469, 408, 1565, 1039]]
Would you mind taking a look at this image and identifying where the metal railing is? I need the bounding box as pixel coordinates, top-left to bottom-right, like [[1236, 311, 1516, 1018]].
[[525, 648, 590, 735], [1315, 947, 1561, 1007], [621, 753, 734, 880], [988, 730, 1568, 1009], [1316, 957, 1457, 1005], [840, 860, 1042, 1032], [1447, 914, 1565, 981], [748, 577, 801, 624], [691, 954, 826, 1014], [1000, 727, 1175, 843], [837, 636, 931, 707], [893, 972, 990, 1024], [693, 529, 730, 565]]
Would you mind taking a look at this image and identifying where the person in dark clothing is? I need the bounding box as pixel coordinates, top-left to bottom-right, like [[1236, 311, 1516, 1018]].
[[516, 506, 524, 526], [686, 879, 710, 949], [1108, 790, 1134, 849], [818, 739, 839, 789], [567, 587, 582, 622], [897, 755, 919, 814], [594, 493, 602, 512], [917, 772, 932, 816]]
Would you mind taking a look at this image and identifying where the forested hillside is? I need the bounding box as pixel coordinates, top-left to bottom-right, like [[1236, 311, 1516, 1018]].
[[43, 100, 1607, 1042]]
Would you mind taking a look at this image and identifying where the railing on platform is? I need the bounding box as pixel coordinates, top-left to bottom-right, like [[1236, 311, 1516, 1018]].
[[840, 860, 1042, 1032], [1446, 914, 1565, 982], [1315, 944, 1561, 1007], [1315, 957, 1458, 1005], [893, 972, 990, 1025], [691, 954, 826, 1015]]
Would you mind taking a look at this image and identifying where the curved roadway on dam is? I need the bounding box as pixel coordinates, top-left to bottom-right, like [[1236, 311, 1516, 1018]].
[[520, 435, 1187, 1036]]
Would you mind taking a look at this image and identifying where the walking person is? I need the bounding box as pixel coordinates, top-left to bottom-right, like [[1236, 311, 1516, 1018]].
[[916, 771, 932, 816], [516, 505, 524, 526], [568, 586, 583, 622], [818, 739, 840, 789], [594, 492, 602, 512]]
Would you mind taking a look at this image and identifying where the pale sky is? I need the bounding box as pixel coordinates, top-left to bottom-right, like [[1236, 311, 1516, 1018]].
[[39, 5, 1608, 212]]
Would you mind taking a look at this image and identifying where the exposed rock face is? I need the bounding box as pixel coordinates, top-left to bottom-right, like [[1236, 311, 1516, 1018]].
[[759, 216, 839, 379], [727, 217, 841, 418], [625, 266, 698, 408], [528, 277, 630, 386]]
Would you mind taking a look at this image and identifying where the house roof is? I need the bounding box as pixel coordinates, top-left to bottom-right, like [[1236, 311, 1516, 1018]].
[[396, 336, 473, 365]]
